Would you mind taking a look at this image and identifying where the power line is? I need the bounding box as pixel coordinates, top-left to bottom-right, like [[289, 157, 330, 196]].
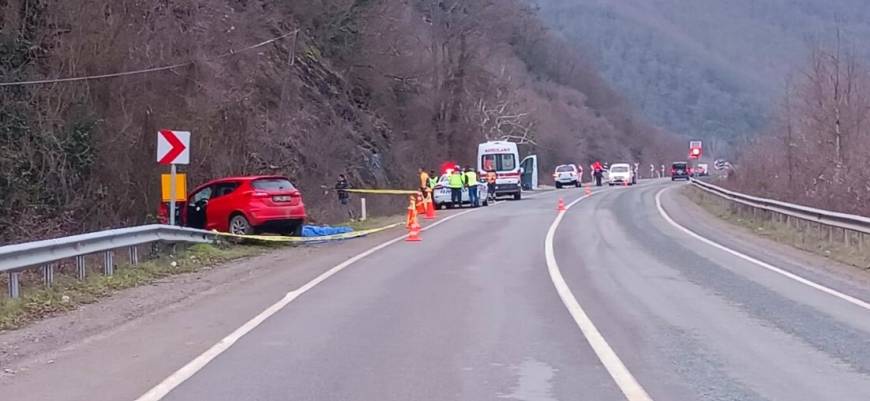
[[0, 30, 299, 87]]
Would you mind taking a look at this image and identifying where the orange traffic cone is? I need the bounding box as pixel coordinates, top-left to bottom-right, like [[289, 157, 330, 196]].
[[415, 192, 426, 214], [557, 198, 566, 211], [424, 193, 436, 220], [406, 197, 417, 228], [406, 225, 422, 242]]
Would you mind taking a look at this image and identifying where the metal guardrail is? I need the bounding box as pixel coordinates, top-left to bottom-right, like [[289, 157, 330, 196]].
[[690, 178, 870, 249], [1, 225, 216, 298]]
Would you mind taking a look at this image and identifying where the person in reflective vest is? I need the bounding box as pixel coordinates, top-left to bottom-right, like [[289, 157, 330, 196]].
[[427, 170, 438, 194], [464, 167, 479, 207], [486, 169, 497, 202], [448, 169, 464, 208]]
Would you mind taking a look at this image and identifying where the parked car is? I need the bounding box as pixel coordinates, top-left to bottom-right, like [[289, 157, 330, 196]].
[[608, 163, 635, 186], [432, 174, 490, 209], [183, 176, 306, 235], [553, 164, 581, 188], [671, 162, 690, 181]]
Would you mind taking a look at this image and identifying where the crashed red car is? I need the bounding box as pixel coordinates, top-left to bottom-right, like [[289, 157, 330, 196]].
[[179, 175, 306, 235]]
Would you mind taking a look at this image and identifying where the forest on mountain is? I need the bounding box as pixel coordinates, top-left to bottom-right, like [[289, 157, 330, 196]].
[[729, 41, 870, 216], [0, 0, 681, 242], [533, 0, 870, 157]]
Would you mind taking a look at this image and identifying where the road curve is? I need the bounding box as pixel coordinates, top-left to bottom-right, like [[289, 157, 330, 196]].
[[553, 181, 870, 401], [3, 180, 870, 401]]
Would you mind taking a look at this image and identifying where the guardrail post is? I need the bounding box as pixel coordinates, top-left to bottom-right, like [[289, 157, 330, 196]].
[[361, 197, 367, 222], [128, 246, 139, 266], [42, 264, 55, 288], [103, 251, 114, 276], [8, 272, 21, 299], [76, 255, 86, 280]]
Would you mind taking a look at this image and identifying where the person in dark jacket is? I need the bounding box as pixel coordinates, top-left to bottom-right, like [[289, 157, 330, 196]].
[[335, 174, 355, 220]]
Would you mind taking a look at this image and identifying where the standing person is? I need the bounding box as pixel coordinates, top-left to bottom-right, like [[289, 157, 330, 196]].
[[427, 170, 439, 193], [592, 161, 604, 187], [418, 168, 430, 196], [486, 169, 497, 202], [465, 167, 479, 207], [448, 169, 464, 208], [577, 164, 584, 186], [335, 174, 355, 220], [650, 164, 655, 179]]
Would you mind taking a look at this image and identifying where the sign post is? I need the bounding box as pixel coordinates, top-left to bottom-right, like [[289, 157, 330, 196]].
[[689, 140, 703, 160], [157, 130, 191, 226]]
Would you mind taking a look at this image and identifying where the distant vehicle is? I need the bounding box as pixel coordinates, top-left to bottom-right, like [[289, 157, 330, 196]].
[[553, 164, 581, 188], [183, 176, 306, 235], [608, 163, 635, 186], [696, 163, 709, 176], [671, 162, 690, 181], [478, 141, 522, 200], [432, 173, 489, 209]]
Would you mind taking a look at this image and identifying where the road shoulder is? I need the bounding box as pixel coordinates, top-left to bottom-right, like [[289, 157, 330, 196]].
[[662, 185, 870, 298]]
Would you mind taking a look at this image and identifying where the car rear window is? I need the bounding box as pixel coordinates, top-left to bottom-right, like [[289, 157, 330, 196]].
[[252, 178, 295, 191], [556, 165, 575, 173], [611, 166, 629, 173]]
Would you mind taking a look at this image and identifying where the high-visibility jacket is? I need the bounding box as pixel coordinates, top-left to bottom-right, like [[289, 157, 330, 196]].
[[428, 177, 438, 189], [419, 171, 429, 188], [486, 171, 497, 184], [465, 171, 478, 186], [448, 173, 464, 189]]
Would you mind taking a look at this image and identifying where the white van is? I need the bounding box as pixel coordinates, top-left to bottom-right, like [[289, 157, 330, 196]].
[[608, 163, 635, 186], [478, 141, 522, 200]]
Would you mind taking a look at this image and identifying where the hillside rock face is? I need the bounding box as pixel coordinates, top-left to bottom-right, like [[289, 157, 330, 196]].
[[0, 0, 680, 242]]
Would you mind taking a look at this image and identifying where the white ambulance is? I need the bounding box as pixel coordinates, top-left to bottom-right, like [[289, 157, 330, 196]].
[[477, 141, 524, 200]]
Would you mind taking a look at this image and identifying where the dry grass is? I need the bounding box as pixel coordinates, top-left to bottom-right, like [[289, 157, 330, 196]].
[[0, 243, 270, 331], [684, 186, 870, 270]]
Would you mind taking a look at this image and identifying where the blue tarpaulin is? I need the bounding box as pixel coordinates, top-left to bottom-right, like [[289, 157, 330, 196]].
[[301, 225, 354, 237]]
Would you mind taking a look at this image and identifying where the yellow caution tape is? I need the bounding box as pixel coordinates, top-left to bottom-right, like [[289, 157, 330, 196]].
[[214, 222, 403, 243], [344, 189, 420, 195]]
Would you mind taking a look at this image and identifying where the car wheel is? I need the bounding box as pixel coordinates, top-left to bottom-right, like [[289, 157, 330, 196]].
[[289, 221, 304, 237], [482, 199, 489, 207], [229, 214, 253, 235], [575, 181, 581, 188], [555, 182, 562, 189], [513, 192, 522, 201]]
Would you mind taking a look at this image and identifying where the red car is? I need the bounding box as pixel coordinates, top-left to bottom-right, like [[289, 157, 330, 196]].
[[182, 176, 306, 235]]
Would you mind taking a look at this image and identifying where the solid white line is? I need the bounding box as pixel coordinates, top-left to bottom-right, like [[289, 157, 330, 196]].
[[655, 186, 870, 312], [135, 207, 482, 401], [545, 192, 654, 401]]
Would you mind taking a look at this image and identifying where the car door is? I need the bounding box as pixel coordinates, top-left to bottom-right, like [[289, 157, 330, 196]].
[[186, 186, 213, 229], [204, 182, 240, 232]]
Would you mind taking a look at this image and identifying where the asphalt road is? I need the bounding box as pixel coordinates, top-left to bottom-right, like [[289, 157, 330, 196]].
[[3, 180, 870, 401]]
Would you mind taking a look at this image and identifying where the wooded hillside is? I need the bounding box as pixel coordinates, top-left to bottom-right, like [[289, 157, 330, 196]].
[[534, 0, 870, 156], [0, 0, 680, 242]]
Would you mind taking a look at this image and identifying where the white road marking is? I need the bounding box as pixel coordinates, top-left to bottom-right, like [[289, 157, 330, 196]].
[[655, 186, 870, 312], [136, 207, 483, 401], [545, 192, 654, 401]]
